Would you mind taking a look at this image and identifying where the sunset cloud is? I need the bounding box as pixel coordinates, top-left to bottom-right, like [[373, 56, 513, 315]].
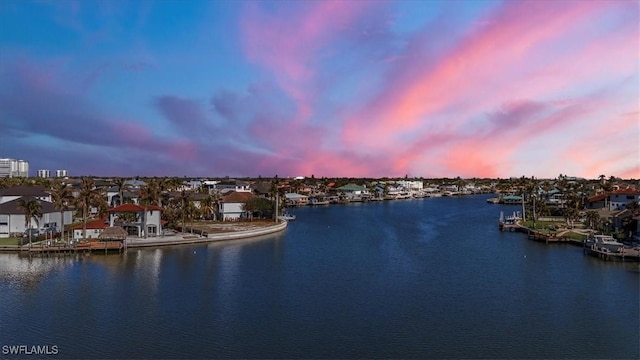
[[0, 0, 637, 178]]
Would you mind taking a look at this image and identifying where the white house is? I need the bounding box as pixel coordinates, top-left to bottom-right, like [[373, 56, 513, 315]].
[[216, 180, 252, 194], [0, 197, 72, 238], [71, 218, 108, 240], [284, 193, 309, 206], [587, 189, 640, 211], [219, 191, 256, 221], [605, 189, 640, 210], [396, 180, 423, 191], [107, 203, 163, 237]]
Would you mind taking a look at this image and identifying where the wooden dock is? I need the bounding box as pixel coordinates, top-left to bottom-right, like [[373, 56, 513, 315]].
[[583, 243, 640, 262], [25, 241, 125, 255]]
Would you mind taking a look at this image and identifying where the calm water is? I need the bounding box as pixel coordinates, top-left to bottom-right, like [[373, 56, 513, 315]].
[[1, 196, 638, 359]]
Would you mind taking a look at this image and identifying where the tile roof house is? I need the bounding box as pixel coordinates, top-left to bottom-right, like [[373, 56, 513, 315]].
[[284, 193, 309, 206], [587, 189, 640, 211], [107, 203, 163, 237], [70, 218, 109, 240], [219, 191, 257, 221]]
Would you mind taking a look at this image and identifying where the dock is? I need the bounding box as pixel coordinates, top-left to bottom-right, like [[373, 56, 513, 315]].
[[23, 241, 125, 255]]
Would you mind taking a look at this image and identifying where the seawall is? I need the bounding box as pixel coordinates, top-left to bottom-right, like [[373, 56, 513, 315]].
[[126, 220, 288, 248]]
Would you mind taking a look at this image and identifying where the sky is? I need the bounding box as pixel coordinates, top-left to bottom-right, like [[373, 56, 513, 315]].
[[0, 0, 638, 179]]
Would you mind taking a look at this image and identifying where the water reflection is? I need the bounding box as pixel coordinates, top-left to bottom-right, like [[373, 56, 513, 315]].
[[0, 253, 77, 291]]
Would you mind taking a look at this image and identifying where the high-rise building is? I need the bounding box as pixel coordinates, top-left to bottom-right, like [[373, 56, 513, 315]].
[[0, 158, 29, 177], [56, 169, 68, 178], [37, 169, 51, 178]]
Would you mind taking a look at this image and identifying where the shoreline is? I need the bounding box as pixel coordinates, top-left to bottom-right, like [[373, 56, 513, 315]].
[[0, 220, 288, 253]]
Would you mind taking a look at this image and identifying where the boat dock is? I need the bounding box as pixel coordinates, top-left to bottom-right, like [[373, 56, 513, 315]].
[[22, 241, 125, 255]]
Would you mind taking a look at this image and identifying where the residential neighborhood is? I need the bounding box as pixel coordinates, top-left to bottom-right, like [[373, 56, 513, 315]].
[[0, 174, 638, 245]]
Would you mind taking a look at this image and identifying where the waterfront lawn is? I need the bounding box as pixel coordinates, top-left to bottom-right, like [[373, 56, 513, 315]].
[[560, 231, 587, 241], [522, 220, 565, 234], [0, 237, 23, 246]]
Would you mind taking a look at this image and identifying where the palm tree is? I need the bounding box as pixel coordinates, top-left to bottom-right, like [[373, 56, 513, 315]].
[[179, 190, 191, 233], [562, 192, 581, 228], [18, 198, 42, 249], [112, 178, 127, 206], [139, 179, 162, 207], [76, 178, 105, 240], [455, 177, 466, 192], [584, 210, 601, 231], [200, 195, 215, 220], [50, 181, 73, 243]]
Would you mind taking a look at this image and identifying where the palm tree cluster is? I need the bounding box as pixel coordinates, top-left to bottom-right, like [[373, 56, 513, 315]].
[[50, 180, 73, 241], [17, 197, 41, 248], [76, 178, 107, 240]]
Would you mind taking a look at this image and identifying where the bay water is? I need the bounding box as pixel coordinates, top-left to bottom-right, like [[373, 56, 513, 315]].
[[1, 195, 638, 359]]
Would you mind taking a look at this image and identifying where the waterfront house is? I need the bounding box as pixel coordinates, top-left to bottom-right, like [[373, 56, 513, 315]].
[[71, 217, 108, 240], [501, 195, 523, 205], [586, 189, 640, 211], [336, 183, 372, 200], [284, 193, 309, 206], [0, 196, 72, 238], [396, 180, 424, 192], [108, 203, 163, 237], [219, 191, 257, 220]]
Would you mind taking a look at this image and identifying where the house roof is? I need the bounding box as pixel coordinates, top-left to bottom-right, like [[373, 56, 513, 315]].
[[502, 195, 523, 200], [587, 194, 607, 203], [587, 189, 640, 203], [71, 218, 108, 230], [222, 191, 256, 203], [108, 203, 163, 213], [252, 182, 272, 195], [98, 226, 127, 240], [337, 184, 366, 192], [123, 180, 147, 187], [190, 193, 209, 201], [0, 185, 49, 197], [0, 197, 58, 215], [609, 189, 640, 195], [285, 193, 308, 199]]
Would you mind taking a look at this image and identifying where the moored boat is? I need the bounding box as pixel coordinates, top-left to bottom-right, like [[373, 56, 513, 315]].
[[278, 213, 296, 221]]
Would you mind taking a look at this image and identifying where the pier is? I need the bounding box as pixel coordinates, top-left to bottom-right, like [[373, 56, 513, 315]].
[[23, 240, 125, 255], [498, 212, 640, 262]]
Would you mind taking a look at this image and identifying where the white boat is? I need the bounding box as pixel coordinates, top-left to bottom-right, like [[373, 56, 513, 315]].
[[278, 213, 296, 221]]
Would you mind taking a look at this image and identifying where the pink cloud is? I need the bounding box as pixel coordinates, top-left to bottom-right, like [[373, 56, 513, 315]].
[[240, 0, 382, 124], [336, 0, 637, 178]]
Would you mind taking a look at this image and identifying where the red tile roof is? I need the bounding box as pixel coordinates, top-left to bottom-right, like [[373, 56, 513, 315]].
[[108, 203, 163, 212], [222, 191, 256, 203], [610, 189, 640, 195], [587, 194, 607, 203], [71, 218, 108, 230], [587, 189, 640, 203]]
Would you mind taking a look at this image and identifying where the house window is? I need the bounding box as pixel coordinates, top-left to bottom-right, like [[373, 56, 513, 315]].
[[626, 196, 635, 200]]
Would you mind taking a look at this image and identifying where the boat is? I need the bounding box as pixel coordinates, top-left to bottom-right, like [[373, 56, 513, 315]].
[[498, 211, 522, 231], [278, 213, 296, 221], [583, 235, 640, 262]]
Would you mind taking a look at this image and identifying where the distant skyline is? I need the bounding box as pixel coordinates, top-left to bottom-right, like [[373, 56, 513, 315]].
[[1, 0, 638, 179]]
